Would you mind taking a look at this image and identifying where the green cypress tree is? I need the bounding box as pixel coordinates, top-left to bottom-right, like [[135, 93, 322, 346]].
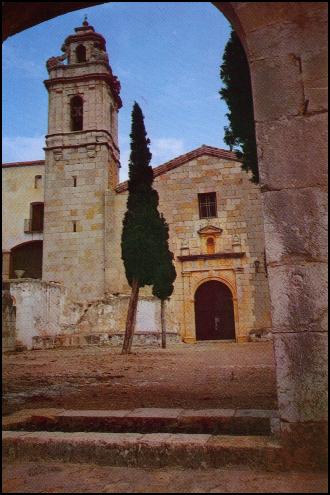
[[152, 214, 176, 349], [220, 30, 259, 183], [121, 102, 162, 354]]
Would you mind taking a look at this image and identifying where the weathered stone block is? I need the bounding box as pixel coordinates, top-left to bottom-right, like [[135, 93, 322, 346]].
[[236, 2, 324, 34], [257, 113, 328, 189], [273, 332, 328, 422], [245, 4, 327, 59], [262, 187, 328, 263], [251, 55, 304, 121], [267, 263, 328, 331]]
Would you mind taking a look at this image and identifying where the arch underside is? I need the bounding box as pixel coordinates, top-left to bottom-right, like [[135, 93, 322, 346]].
[[10, 241, 43, 279]]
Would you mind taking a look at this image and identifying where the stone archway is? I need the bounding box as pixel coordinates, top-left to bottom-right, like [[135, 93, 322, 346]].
[[2, 2, 328, 464], [195, 280, 235, 341]]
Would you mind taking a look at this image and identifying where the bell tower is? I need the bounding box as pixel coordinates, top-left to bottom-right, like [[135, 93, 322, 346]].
[[42, 19, 122, 301]]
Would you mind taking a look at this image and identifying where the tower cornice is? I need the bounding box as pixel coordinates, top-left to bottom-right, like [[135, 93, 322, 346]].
[[44, 72, 122, 109], [45, 129, 120, 154], [64, 31, 106, 48]]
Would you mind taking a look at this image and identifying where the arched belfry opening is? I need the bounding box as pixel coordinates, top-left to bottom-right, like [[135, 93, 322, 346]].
[[70, 95, 83, 131], [75, 44, 86, 63], [195, 280, 235, 341]]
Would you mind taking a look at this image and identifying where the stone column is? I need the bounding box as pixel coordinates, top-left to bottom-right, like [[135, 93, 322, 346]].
[[217, 2, 328, 468], [182, 273, 196, 343], [2, 251, 11, 281]]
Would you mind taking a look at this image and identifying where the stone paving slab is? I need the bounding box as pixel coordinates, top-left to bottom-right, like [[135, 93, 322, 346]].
[[3, 430, 283, 470], [58, 409, 130, 418], [126, 408, 185, 418], [180, 408, 236, 417], [235, 409, 277, 417], [3, 407, 277, 435]]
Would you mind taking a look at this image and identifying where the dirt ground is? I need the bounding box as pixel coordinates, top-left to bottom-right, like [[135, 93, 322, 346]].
[[2, 461, 328, 493], [3, 342, 328, 494], [2, 341, 277, 416]]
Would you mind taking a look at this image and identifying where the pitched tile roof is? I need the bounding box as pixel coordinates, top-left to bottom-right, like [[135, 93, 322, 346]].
[[2, 160, 45, 168]]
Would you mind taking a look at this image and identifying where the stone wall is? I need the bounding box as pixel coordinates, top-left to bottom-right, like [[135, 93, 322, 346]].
[[2, 163, 44, 252], [109, 150, 272, 342], [42, 137, 112, 301], [2, 283, 16, 352], [7, 279, 167, 350], [219, 1, 328, 461]]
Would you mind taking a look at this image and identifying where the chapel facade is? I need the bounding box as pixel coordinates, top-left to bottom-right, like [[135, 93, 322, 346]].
[[2, 21, 272, 349]]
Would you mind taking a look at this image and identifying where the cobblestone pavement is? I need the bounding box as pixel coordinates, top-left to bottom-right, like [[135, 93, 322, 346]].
[[3, 342, 277, 415], [2, 461, 328, 493]]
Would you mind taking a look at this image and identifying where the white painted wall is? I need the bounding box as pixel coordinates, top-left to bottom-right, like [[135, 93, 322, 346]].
[[9, 280, 163, 349], [10, 280, 64, 349], [136, 299, 160, 333]]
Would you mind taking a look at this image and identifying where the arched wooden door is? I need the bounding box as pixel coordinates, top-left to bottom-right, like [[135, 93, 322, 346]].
[[195, 280, 235, 340]]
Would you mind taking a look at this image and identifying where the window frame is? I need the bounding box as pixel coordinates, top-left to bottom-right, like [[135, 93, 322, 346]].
[[198, 192, 217, 219]]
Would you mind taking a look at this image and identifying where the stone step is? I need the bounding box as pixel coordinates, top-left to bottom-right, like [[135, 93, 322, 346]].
[[3, 408, 280, 436], [3, 430, 284, 470]]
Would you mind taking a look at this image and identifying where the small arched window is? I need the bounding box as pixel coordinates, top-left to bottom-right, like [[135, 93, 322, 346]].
[[34, 175, 42, 189], [206, 237, 215, 255], [70, 96, 83, 131], [75, 44, 86, 63], [110, 103, 114, 129]]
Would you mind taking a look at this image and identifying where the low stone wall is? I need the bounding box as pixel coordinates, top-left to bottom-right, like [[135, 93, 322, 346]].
[[7, 279, 175, 350], [31, 332, 180, 350], [2, 282, 16, 352]]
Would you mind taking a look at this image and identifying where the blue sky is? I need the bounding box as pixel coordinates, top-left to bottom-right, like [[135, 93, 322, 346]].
[[2, 2, 232, 181]]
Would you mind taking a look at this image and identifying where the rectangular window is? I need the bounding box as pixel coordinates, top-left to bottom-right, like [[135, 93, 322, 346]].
[[30, 203, 44, 232], [198, 193, 217, 219]]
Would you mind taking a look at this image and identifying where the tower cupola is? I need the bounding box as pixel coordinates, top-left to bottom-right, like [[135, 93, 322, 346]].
[[45, 18, 122, 112], [63, 17, 108, 66]]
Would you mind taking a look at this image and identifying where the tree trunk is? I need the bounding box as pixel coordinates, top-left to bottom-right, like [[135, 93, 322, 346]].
[[161, 299, 166, 349], [121, 278, 139, 354]]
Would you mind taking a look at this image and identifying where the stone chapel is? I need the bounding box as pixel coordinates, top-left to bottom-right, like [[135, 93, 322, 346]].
[[2, 20, 272, 350]]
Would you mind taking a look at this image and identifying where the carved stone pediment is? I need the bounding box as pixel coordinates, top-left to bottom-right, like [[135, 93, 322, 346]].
[[197, 225, 223, 237]]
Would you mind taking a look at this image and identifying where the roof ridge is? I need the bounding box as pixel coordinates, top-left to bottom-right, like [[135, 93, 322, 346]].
[[2, 159, 45, 168]]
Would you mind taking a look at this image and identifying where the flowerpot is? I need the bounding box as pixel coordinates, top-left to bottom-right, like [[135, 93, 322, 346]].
[[14, 270, 25, 278]]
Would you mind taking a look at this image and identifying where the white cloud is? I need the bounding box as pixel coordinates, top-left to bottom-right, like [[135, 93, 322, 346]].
[[151, 138, 185, 165], [3, 136, 45, 163]]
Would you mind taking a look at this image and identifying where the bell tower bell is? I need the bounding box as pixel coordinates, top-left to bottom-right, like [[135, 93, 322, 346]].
[[42, 19, 122, 301]]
